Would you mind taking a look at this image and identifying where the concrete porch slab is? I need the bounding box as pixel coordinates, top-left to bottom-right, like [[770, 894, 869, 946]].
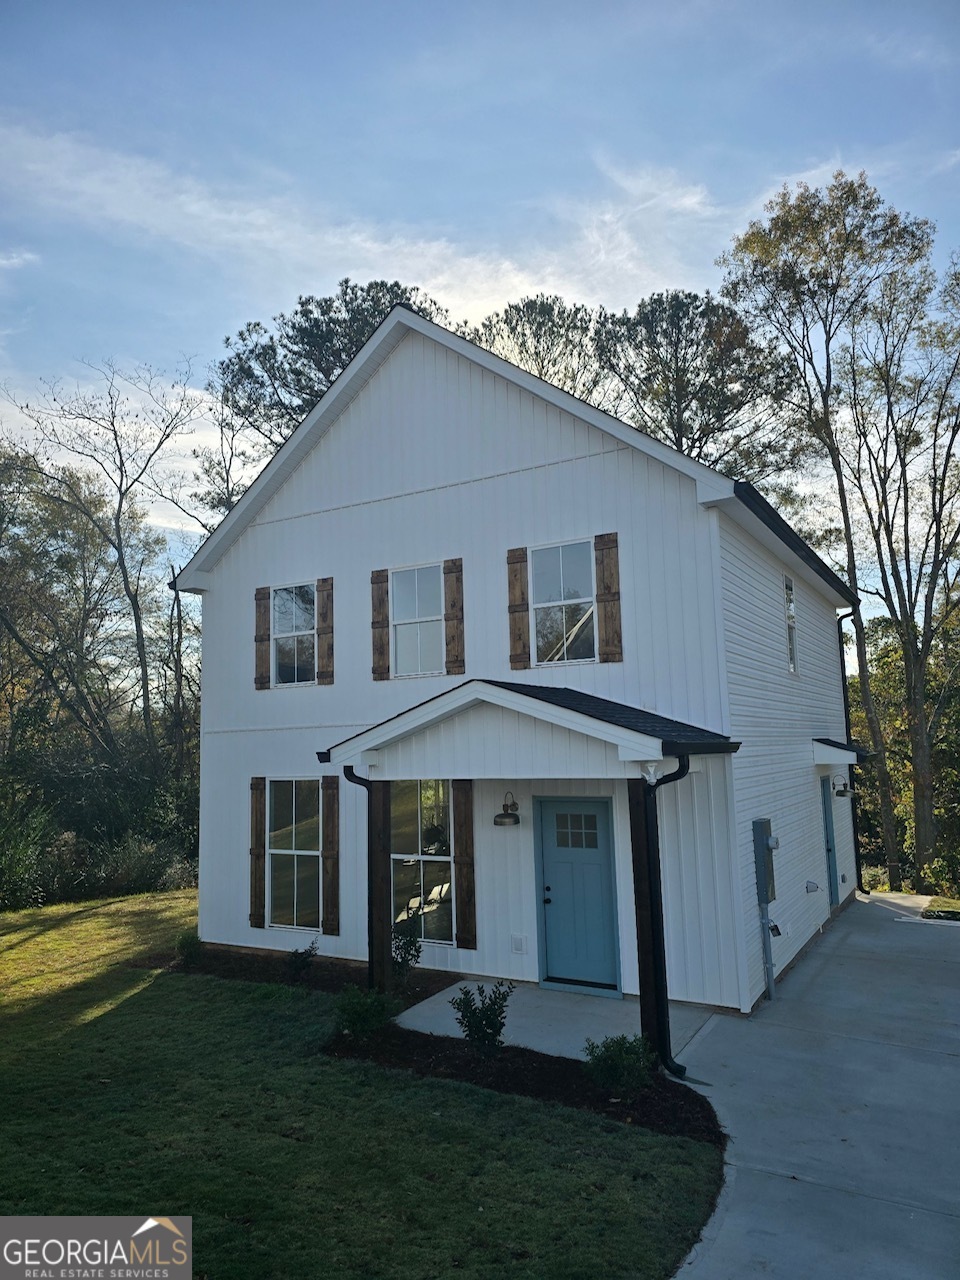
[[396, 977, 713, 1059]]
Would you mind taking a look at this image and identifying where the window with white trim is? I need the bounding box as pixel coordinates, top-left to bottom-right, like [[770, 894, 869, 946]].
[[273, 585, 315, 684], [391, 779, 454, 943], [531, 540, 596, 663], [268, 779, 320, 927], [784, 575, 798, 674], [392, 564, 443, 675]]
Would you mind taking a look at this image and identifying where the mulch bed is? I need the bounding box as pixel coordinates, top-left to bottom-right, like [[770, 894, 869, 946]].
[[326, 1022, 726, 1150]]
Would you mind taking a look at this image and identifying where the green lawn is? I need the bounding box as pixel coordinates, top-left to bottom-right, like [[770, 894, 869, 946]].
[[0, 892, 722, 1279]]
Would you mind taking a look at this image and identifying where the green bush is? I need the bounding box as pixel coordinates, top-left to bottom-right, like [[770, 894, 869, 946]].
[[922, 853, 960, 898], [0, 807, 71, 910], [583, 1034, 658, 1095], [285, 936, 319, 983], [450, 980, 515, 1053], [334, 986, 401, 1040], [176, 929, 204, 970], [861, 864, 891, 892], [391, 913, 422, 986]]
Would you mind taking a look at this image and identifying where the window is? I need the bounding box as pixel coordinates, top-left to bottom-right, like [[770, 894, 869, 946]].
[[268, 779, 320, 927], [531, 540, 596, 663], [784, 575, 798, 673], [273, 585, 315, 684], [391, 779, 454, 943], [392, 565, 443, 675]]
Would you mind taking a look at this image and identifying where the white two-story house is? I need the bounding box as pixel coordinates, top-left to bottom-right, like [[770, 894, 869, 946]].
[[175, 305, 861, 1055]]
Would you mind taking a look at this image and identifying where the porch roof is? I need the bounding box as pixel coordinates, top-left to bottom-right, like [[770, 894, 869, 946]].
[[318, 679, 739, 776], [813, 737, 873, 765]]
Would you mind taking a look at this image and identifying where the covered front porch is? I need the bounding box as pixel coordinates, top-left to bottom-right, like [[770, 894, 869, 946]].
[[397, 978, 715, 1060]]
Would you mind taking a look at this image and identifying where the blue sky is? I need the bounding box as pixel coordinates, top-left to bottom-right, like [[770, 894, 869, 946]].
[[1, 0, 958, 394]]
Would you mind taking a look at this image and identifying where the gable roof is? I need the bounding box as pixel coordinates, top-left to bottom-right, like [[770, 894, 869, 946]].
[[174, 306, 855, 609], [317, 678, 740, 768]]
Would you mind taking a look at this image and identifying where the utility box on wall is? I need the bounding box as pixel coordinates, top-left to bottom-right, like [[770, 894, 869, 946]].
[[753, 818, 778, 905]]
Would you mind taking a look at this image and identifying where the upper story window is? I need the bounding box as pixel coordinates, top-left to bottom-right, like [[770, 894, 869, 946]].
[[392, 564, 443, 676], [274, 585, 316, 684], [784, 575, 798, 673], [531, 540, 596, 664]]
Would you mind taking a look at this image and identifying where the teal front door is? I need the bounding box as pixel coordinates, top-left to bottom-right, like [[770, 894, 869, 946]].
[[820, 776, 840, 907], [539, 799, 618, 990]]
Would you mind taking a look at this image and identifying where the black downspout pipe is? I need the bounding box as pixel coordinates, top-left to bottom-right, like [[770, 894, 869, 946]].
[[337, 762, 380, 990], [644, 755, 690, 1079], [837, 611, 868, 894]]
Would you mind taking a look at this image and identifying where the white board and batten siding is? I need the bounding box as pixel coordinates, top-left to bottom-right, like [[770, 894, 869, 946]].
[[719, 514, 855, 1007]]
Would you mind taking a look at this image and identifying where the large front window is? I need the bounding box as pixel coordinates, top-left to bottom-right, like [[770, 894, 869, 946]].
[[391, 779, 453, 942], [392, 565, 443, 675], [273, 585, 316, 684], [532, 540, 596, 663], [269, 779, 320, 927]]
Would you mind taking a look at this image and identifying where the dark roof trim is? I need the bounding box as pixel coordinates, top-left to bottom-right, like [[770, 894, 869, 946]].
[[733, 482, 858, 607], [484, 681, 740, 755], [814, 737, 874, 762]]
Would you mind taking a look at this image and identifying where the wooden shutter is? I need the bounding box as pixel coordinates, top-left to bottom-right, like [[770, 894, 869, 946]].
[[453, 779, 477, 950], [371, 569, 390, 680], [594, 532, 623, 664], [254, 588, 271, 690], [249, 776, 266, 928], [316, 577, 334, 685], [507, 547, 530, 670], [444, 557, 465, 675], [321, 775, 340, 935]]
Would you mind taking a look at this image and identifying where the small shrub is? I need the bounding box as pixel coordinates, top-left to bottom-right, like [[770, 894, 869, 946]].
[[391, 913, 422, 986], [861, 865, 890, 892], [450, 980, 514, 1053], [285, 936, 319, 984], [335, 985, 401, 1039], [583, 1034, 658, 1095], [922, 853, 960, 899], [176, 929, 204, 970]]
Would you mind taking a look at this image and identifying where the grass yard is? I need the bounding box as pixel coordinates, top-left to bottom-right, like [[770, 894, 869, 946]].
[[0, 892, 722, 1279]]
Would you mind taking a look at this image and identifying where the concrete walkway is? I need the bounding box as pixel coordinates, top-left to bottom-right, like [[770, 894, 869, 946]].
[[400, 895, 959, 1276], [680, 893, 960, 1279]]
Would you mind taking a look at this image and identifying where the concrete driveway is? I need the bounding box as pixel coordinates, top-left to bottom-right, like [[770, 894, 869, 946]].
[[681, 892, 960, 1279]]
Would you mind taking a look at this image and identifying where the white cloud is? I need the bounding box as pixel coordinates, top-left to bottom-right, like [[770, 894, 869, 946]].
[[0, 250, 39, 270]]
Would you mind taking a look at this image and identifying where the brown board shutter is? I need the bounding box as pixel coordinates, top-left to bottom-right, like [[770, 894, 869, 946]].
[[316, 576, 334, 685], [594, 532, 623, 664], [444, 557, 465, 675], [453, 779, 477, 950], [371, 568, 390, 680], [250, 776, 266, 928], [254, 588, 271, 690], [321, 774, 340, 935], [507, 547, 530, 670]]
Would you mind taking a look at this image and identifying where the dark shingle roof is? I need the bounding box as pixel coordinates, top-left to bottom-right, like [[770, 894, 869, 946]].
[[486, 681, 740, 755]]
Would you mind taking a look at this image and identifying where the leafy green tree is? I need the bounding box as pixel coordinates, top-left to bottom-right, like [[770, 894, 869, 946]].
[[593, 291, 807, 490], [722, 171, 938, 888], [467, 294, 611, 403]]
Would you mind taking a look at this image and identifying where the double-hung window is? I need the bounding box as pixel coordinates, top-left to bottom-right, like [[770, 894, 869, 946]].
[[391, 779, 454, 943], [268, 779, 320, 928], [392, 565, 443, 676], [273, 585, 315, 685], [784, 575, 798, 674], [531, 540, 596, 663]]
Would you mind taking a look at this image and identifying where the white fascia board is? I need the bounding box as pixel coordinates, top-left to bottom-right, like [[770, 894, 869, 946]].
[[325, 679, 666, 766], [812, 740, 859, 766], [175, 569, 213, 595], [703, 494, 852, 610]]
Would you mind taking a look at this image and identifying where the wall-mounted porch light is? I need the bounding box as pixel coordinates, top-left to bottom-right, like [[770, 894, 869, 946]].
[[494, 791, 520, 826], [832, 774, 854, 798]]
